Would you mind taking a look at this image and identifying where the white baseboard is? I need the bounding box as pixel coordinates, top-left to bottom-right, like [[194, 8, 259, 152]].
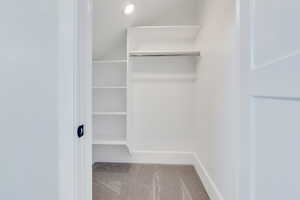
[[93, 147, 195, 165], [93, 147, 223, 200], [192, 153, 224, 200]]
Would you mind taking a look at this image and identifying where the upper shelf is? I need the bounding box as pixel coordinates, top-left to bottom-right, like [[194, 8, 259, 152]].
[[127, 26, 201, 57], [129, 50, 200, 57]]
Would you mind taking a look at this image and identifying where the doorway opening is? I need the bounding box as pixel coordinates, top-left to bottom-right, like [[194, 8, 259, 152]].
[[77, 0, 239, 200]]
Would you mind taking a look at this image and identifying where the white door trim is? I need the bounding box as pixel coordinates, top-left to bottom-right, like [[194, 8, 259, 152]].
[[237, 0, 253, 199], [58, 0, 92, 199], [76, 0, 93, 199]]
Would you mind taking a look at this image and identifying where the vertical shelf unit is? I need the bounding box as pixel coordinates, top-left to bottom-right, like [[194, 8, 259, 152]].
[[92, 60, 128, 146]]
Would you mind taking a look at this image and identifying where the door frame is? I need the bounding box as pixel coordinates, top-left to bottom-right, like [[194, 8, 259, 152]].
[[58, 0, 250, 199], [58, 0, 93, 200], [237, 0, 252, 199]]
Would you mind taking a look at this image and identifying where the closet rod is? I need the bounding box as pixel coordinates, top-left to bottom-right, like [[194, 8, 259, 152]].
[[129, 51, 200, 57]]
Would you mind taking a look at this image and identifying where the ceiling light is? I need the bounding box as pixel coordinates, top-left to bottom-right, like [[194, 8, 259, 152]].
[[124, 4, 135, 15]]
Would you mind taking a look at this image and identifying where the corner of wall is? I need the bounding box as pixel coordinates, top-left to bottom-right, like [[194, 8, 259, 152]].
[[192, 153, 225, 200]]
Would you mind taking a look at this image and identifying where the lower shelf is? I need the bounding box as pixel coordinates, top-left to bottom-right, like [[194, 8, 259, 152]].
[[93, 140, 127, 146], [93, 112, 127, 116]]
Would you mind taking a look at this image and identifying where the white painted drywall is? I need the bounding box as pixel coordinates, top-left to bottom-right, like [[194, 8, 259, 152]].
[[0, 1, 59, 199], [195, 0, 239, 200], [129, 56, 197, 152]]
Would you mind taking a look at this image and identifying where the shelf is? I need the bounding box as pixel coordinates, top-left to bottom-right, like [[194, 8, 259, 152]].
[[93, 86, 127, 89], [129, 50, 200, 57], [93, 140, 127, 145], [93, 112, 127, 116], [93, 59, 127, 64], [128, 26, 201, 58], [131, 74, 197, 81]]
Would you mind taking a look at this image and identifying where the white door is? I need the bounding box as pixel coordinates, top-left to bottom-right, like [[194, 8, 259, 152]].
[[75, 0, 93, 199], [239, 0, 300, 200]]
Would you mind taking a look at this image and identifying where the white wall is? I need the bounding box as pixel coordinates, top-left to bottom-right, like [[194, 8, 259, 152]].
[[0, 1, 59, 199], [195, 0, 239, 200], [129, 56, 197, 152]]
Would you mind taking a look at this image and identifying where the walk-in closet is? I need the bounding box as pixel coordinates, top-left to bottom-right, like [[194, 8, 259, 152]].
[[90, 0, 238, 199]]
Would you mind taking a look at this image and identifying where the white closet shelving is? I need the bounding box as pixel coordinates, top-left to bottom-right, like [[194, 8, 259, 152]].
[[93, 112, 127, 116], [93, 86, 127, 89], [129, 50, 200, 57], [93, 140, 127, 145], [93, 59, 127, 64], [127, 26, 201, 57], [92, 26, 200, 150], [92, 60, 128, 146]]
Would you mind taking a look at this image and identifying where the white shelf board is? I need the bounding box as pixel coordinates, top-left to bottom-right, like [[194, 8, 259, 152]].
[[128, 26, 201, 57], [131, 74, 197, 81], [129, 50, 200, 57], [93, 140, 127, 145], [129, 25, 200, 28], [93, 86, 127, 89], [93, 59, 127, 64], [93, 112, 127, 116]]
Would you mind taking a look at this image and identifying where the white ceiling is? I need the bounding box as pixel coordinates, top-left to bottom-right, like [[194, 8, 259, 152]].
[[93, 0, 200, 60]]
